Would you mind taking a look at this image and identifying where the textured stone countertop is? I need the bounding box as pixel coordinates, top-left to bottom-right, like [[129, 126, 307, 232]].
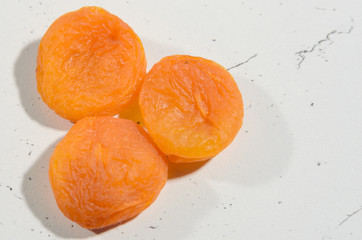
[[1, 1, 361, 239]]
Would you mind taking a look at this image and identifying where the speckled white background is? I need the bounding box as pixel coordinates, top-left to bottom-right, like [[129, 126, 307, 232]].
[[1, 0, 362, 239]]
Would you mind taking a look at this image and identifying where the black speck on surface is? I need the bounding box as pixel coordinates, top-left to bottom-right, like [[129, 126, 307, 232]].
[[317, 162, 321, 166], [28, 151, 32, 156], [310, 103, 314, 106], [7, 186, 13, 191], [212, 39, 216, 42], [149, 225, 159, 229], [71, 224, 74, 228], [136, 121, 140, 124], [278, 201, 282, 204]]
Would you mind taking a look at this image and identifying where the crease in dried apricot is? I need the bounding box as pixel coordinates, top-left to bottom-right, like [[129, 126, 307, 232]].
[[36, 6, 146, 122], [49, 116, 167, 229], [139, 55, 243, 162]]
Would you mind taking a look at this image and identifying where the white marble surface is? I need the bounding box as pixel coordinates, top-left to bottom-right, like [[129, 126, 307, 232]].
[[1, 0, 362, 239]]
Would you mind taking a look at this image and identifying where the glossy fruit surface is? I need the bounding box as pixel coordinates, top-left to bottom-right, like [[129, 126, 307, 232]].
[[139, 55, 243, 162], [37, 6, 146, 122], [49, 116, 167, 229]]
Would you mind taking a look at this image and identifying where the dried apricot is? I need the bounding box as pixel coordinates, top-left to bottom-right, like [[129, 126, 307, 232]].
[[49, 116, 167, 229], [139, 55, 243, 162], [37, 7, 146, 122]]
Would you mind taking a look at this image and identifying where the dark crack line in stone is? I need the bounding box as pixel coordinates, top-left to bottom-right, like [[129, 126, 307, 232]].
[[337, 205, 362, 228], [14, 194, 22, 200], [227, 54, 258, 71], [295, 30, 336, 68], [295, 19, 354, 69]]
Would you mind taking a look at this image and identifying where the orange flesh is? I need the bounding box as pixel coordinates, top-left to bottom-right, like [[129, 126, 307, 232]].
[[49, 116, 167, 229], [139, 55, 243, 162], [36, 6, 146, 122]]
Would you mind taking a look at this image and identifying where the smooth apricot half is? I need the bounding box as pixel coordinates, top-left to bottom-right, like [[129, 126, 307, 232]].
[[49, 116, 167, 229], [139, 55, 243, 162], [37, 6, 146, 122]]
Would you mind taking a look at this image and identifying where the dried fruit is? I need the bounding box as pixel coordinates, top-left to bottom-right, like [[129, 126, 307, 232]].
[[139, 55, 243, 162], [49, 116, 167, 229], [37, 6, 146, 122]]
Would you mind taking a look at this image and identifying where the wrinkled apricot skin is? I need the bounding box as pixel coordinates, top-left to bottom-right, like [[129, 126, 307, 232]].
[[37, 7, 146, 122], [49, 117, 167, 229], [139, 55, 243, 162]]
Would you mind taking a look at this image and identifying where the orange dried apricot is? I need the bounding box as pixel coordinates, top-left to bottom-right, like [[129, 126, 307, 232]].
[[37, 6, 146, 122], [49, 116, 167, 229], [139, 55, 243, 163]]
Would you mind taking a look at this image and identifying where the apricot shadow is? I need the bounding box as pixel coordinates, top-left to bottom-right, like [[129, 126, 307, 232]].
[[22, 138, 94, 239], [209, 75, 294, 186], [14, 40, 73, 130], [168, 159, 210, 179], [111, 180, 220, 240]]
